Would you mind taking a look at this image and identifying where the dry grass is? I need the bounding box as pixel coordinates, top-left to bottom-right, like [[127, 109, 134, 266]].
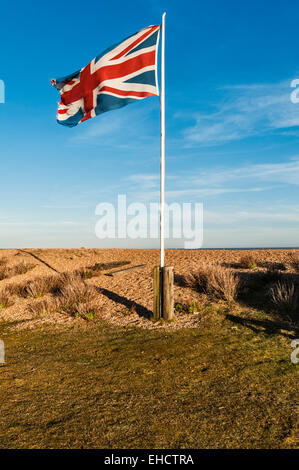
[[11, 271, 84, 299], [0, 262, 35, 281], [67, 262, 131, 280], [185, 262, 240, 303], [1, 248, 299, 331], [85, 260, 131, 277], [239, 254, 257, 269], [0, 288, 14, 309], [270, 280, 299, 323], [27, 298, 51, 317], [55, 279, 102, 320], [287, 253, 299, 273], [27, 275, 102, 320], [2, 270, 103, 321], [0, 257, 8, 266], [48, 271, 83, 295], [14, 277, 55, 298]]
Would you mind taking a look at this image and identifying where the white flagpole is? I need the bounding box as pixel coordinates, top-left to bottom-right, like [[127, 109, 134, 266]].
[[160, 12, 166, 269]]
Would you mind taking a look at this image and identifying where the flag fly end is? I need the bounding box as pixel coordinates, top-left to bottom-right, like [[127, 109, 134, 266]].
[[50, 24, 161, 127]]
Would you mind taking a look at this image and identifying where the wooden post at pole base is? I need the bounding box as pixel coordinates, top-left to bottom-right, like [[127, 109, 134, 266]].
[[162, 266, 174, 321], [153, 266, 161, 320], [153, 266, 174, 321]]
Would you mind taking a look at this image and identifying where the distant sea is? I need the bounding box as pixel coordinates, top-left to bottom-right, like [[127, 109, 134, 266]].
[[1, 247, 299, 251], [172, 247, 299, 250]]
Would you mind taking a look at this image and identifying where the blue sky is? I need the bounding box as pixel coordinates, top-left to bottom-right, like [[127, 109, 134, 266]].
[[1, 0, 299, 248]]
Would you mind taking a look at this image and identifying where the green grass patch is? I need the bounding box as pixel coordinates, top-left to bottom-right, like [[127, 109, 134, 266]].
[[0, 310, 298, 449]]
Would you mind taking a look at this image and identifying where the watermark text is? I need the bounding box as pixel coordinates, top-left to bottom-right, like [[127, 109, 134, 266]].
[[0, 80, 4, 103], [95, 195, 203, 248], [0, 340, 5, 364]]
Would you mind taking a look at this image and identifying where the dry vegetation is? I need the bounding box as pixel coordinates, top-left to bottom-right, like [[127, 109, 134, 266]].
[[0, 248, 298, 328], [27, 276, 103, 321], [184, 262, 240, 303], [86, 260, 130, 275], [0, 260, 35, 281], [1, 271, 104, 321], [270, 281, 299, 323], [0, 248, 298, 449], [239, 253, 258, 269], [0, 288, 14, 309], [287, 253, 299, 273], [177, 253, 299, 327]]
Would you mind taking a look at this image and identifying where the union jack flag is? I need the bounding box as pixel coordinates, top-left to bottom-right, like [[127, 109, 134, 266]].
[[51, 24, 160, 127]]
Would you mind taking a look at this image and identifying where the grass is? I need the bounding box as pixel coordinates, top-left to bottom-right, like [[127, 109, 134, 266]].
[[287, 253, 299, 273], [0, 307, 298, 449], [270, 281, 299, 323], [0, 288, 14, 309], [0, 272, 103, 321], [239, 254, 257, 269], [184, 262, 240, 303], [26, 274, 103, 320], [0, 257, 8, 267], [174, 300, 200, 314], [0, 249, 298, 448], [80, 261, 131, 278], [0, 262, 35, 281], [8, 271, 94, 297], [12, 275, 61, 298]]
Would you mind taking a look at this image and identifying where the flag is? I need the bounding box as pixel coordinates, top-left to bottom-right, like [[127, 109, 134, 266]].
[[51, 24, 160, 127]]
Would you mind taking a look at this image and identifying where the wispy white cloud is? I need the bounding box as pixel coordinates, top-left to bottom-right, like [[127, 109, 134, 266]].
[[127, 173, 159, 184], [0, 221, 88, 227], [75, 116, 125, 139], [183, 81, 299, 145], [69, 100, 160, 149], [42, 204, 91, 209], [126, 187, 267, 203], [124, 158, 299, 201], [165, 187, 267, 198], [204, 208, 299, 225], [187, 159, 299, 187]]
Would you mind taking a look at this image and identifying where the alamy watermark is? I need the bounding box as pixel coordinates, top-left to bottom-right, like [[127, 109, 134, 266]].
[[95, 195, 203, 248], [0, 340, 5, 364], [0, 80, 4, 103], [291, 339, 299, 364], [290, 79, 299, 103]]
